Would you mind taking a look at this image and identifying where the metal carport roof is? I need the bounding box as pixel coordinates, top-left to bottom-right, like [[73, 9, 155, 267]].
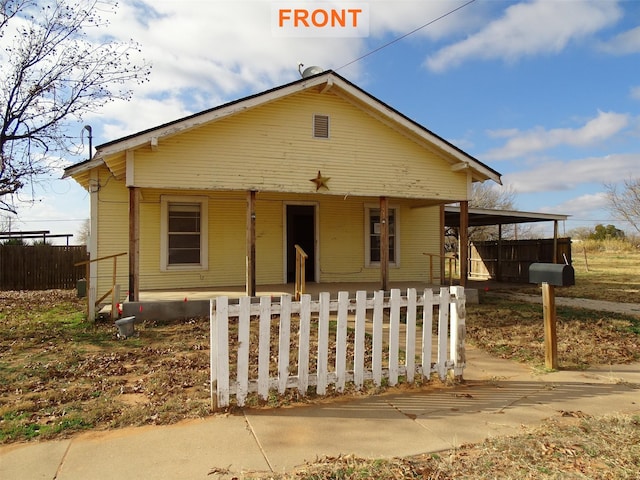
[[444, 206, 569, 228]]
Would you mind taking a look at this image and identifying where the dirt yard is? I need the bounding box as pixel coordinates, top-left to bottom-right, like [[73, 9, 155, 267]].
[[1, 284, 639, 444]]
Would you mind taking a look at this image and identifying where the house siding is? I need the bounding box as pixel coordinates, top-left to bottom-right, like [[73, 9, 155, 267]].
[[93, 187, 441, 294], [130, 91, 468, 201]]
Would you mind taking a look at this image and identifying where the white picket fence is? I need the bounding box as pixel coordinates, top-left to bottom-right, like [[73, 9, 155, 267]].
[[210, 286, 466, 409]]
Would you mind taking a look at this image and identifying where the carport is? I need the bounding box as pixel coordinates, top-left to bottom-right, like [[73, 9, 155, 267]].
[[444, 206, 570, 283]]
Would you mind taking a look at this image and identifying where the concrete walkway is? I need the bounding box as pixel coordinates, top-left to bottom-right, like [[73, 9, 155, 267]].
[[498, 292, 640, 317], [2, 346, 639, 480]]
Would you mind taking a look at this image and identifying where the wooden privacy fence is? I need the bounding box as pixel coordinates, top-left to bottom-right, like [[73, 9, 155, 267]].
[[469, 238, 572, 283], [210, 287, 466, 409], [0, 245, 88, 290]]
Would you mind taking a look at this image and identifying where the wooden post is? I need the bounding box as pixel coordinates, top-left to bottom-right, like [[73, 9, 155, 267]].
[[246, 190, 256, 297], [111, 284, 120, 321], [379, 196, 389, 292], [459, 200, 469, 287], [553, 220, 559, 263], [541, 282, 558, 370], [128, 187, 140, 302], [497, 223, 502, 282]]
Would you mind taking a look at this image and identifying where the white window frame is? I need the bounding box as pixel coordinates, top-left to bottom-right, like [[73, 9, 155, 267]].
[[160, 195, 208, 271], [365, 204, 400, 268]]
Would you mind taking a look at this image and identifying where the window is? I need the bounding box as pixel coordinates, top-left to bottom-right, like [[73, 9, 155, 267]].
[[365, 206, 398, 266], [161, 196, 208, 271], [313, 114, 329, 138]]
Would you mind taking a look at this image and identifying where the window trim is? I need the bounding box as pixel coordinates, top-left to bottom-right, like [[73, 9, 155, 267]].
[[160, 195, 208, 271], [364, 204, 400, 268]]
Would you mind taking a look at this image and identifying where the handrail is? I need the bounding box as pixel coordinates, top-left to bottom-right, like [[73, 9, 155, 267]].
[[294, 244, 309, 301], [75, 252, 127, 320], [423, 252, 457, 286]]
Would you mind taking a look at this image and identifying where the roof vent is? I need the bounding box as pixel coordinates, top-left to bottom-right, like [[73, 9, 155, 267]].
[[299, 64, 324, 78]]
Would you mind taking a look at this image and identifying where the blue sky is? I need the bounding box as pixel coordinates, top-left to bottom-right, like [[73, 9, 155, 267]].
[[10, 0, 640, 242]]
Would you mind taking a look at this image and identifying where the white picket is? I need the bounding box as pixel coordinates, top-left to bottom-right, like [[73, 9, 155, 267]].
[[335, 291, 348, 392], [317, 292, 330, 395], [277, 295, 292, 394], [353, 290, 366, 389], [371, 290, 384, 386], [214, 296, 229, 408], [257, 297, 271, 400], [210, 287, 466, 408], [450, 286, 466, 378], [421, 288, 433, 380], [437, 287, 450, 380], [236, 296, 250, 406], [388, 289, 400, 386], [405, 288, 417, 383], [297, 294, 311, 395]]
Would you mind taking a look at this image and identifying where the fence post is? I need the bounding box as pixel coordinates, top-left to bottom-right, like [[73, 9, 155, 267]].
[[450, 286, 466, 379], [437, 287, 450, 380], [388, 289, 401, 386], [421, 288, 434, 380]]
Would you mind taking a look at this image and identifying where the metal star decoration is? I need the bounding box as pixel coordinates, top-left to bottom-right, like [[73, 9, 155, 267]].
[[310, 170, 330, 191]]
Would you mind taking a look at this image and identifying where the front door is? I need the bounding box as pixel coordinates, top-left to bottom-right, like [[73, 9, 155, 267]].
[[286, 205, 315, 283]]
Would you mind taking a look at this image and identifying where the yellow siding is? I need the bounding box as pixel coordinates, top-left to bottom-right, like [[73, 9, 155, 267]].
[[94, 166, 129, 298], [131, 90, 468, 201], [93, 183, 442, 292]]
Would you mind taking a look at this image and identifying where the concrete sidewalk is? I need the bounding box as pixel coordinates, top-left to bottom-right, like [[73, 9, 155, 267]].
[[2, 347, 639, 480]]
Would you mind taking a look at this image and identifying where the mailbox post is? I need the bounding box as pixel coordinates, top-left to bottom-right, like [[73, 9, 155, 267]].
[[529, 263, 575, 370]]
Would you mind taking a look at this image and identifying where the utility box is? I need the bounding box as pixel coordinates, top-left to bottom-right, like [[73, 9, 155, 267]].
[[529, 263, 575, 287], [77, 278, 87, 298]]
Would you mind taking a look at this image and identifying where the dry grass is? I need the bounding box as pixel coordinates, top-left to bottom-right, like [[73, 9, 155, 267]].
[[497, 247, 640, 303], [1, 249, 639, 477], [0, 290, 212, 443], [466, 296, 640, 369]]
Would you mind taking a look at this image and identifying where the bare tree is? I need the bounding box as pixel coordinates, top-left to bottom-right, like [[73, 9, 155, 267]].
[[76, 217, 89, 245], [0, 0, 150, 213], [468, 183, 518, 241], [470, 182, 517, 210], [604, 177, 640, 234]]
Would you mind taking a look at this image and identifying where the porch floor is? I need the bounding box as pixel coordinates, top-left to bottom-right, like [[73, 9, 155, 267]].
[[134, 281, 445, 302]]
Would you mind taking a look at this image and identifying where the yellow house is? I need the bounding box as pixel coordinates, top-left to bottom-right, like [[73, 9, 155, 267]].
[[64, 70, 501, 305]]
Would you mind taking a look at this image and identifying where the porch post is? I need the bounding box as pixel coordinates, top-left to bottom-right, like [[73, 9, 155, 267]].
[[246, 190, 256, 296], [380, 196, 389, 291], [459, 200, 469, 287], [497, 223, 502, 282], [128, 186, 140, 301]]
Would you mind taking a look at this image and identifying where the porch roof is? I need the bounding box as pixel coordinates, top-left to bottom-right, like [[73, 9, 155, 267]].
[[444, 206, 570, 228]]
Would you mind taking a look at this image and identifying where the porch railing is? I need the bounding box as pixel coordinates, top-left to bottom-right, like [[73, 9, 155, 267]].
[[75, 252, 127, 321], [294, 244, 308, 300]]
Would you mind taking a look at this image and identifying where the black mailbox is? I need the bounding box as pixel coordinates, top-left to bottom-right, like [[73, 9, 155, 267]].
[[529, 263, 575, 287]]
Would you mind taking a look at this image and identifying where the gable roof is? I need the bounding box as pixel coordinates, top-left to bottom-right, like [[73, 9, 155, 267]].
[[64, 70, 501, 184]]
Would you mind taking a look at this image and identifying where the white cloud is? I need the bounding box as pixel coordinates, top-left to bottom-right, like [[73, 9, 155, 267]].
[[551, 192, 608, 216], [598, 25, 640, 54], [503, 153, 639, 193], [631, 86, 640, 101], [425, 0, 622, 72], [484, 111, 630, 160], [368, 0, 491, 40]]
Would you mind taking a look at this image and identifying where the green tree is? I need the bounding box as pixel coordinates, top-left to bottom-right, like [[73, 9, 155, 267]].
[[0, 0, 150, 213], [588, 224, 625, 241]]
